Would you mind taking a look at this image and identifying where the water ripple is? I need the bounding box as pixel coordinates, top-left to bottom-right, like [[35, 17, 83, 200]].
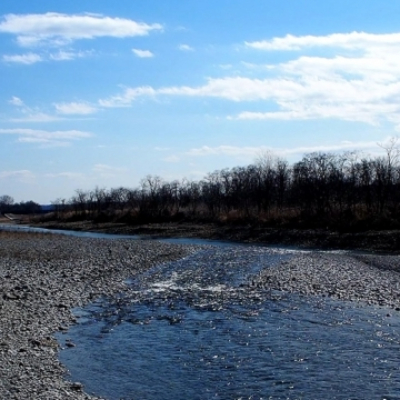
[[57, 246, 400, 400]]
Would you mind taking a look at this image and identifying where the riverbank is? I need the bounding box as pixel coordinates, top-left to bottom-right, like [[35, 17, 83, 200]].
[[0, 231, 198, 399], [2, 229, 400, 398], [32, 219, 400, 253]]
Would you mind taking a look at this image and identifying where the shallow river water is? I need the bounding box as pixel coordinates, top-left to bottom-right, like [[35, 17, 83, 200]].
[[3, 225, 400, 399], [56, 245, 400, 400]]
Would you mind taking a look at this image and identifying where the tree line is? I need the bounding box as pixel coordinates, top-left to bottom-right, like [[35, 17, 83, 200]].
[[0, 195, 41, 215], [47, 141, 400, 231]]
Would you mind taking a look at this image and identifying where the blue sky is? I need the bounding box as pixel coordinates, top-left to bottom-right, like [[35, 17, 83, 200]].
[[1, 1, 400, 203]]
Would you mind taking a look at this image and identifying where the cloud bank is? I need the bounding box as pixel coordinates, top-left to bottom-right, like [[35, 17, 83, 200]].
[[98, 31, 400, 130], [0, 13, 163, 47], [0, 128, 93, 146]]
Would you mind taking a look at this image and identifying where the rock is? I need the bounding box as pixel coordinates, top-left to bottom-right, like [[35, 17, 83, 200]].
[[58, 326, 69, 331], [70, 382, 83, 391], [3, 292, 20, 301]]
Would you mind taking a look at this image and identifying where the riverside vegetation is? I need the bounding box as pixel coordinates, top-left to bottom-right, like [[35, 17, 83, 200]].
[[22, 145, 400, 252]]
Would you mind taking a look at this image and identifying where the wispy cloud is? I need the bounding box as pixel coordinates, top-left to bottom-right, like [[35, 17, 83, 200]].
[[49, 49, 92, 61], [186, 140, 388, 160], [244, 31, 400, 51], [98, 31, 400, 130], [3, 49, 93, 64], [0, 128, 93, 146], [3, 52, 42, 64], [54, 102, 97, 115], [9, 112, 63, 123], [8, 96, 24, 106], [45, 172, 85, 179], [99, 86, 156, 107], [178, 44, 194, 51], [187, 145, 267, 157], [7, 99, 95, 121], [132, 48, 154, 58], [0, 169, 35, 182], [0, 13, 163, 47], [99, 77, 308, 103]]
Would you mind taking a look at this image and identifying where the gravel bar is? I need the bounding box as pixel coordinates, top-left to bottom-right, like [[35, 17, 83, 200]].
[[258, 252, 400, 309], [0, 232, 198, 399]]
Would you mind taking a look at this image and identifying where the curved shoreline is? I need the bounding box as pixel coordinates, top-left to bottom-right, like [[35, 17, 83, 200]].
[[1, 229, 400, 398], [32, 220, 400, 253], [0, 231, 198, 399]]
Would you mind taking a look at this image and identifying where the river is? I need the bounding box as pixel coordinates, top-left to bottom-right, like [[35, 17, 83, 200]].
[[2, 224, 400, 399]]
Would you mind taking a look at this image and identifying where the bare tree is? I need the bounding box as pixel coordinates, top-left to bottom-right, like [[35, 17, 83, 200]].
[[0, 195, 14, 213]]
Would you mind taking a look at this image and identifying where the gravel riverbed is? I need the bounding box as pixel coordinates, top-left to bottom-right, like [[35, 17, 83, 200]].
[[257, 252, 400, 310], [1, 231, 400, 399], [0, 232, 197, 399]]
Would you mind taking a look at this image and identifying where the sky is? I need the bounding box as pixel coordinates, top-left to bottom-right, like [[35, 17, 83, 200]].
[[1, 1, 400, 203]]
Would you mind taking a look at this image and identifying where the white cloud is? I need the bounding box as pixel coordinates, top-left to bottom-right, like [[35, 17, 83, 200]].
[[54, 102, 97, 115], [8, 99, 96, 121], [186, 140, 388, 160], [132, 48, 154, 58], [98, 31, 400, 130], [232, 101, 398, 126], [0, 13, 163, 47], [45, 172, 85, 179], [245, 31, 400, 51], [178, 44, 194, 51], [278, 141, 385, 157], [279, 54, 400, 83], [49, 49, 92, 61], [187, 145, 265, 157], [158, 77, 301, 101], [0, 169, 35, 181], [93, 163, 126, 172], [3, 50, 92, 64], [100, 77, 287, 106], [3, 52, 42, 64], [8, 96, 24, 106], [7, 95, 66, 121], [99, 86, 156, 107], [9, 112, 63, 123], [0, 128, 93, 146]]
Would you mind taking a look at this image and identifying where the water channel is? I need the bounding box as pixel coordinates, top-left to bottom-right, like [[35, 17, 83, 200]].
[[3, 224, 400, 399]]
